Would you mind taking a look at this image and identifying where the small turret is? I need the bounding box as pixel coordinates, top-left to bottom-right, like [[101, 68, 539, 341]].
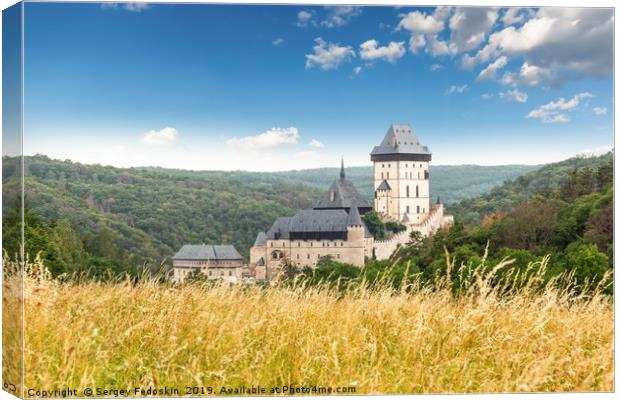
[[347, 205, 363, 226]]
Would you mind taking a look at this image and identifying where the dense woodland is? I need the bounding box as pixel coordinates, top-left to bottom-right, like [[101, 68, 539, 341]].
[[1, 153, 613, 286], [295, 153, 614, 294]]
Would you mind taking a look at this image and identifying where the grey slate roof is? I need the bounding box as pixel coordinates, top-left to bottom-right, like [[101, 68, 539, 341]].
[[264, 208, 370, 240], [401, 213, 410, 223], [314, 161, 371, 211], [254, 231, 266, 246], [173, 244, 242, 260], [377, 180, 391, 191], [370, 124, 431, 156]]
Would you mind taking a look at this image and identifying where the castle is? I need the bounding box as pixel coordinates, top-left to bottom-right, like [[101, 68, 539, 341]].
[[172, 124, 452, 282], [249, 123, 453, 279]]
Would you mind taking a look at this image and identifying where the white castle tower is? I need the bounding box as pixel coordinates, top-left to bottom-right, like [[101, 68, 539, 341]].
[[370, 124, 432, 224]]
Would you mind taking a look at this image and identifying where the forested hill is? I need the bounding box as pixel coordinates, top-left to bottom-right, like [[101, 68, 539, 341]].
[[447, 152, 614, 224], [144, 164, 540, 206], [2, 155, 323, 273]]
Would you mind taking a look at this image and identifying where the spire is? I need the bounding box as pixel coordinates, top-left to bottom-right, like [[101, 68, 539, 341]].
[[340, 157, 346, 180], [346, 205, 362, 226]]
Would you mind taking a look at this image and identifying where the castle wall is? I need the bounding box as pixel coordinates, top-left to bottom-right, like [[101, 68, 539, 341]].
[[249, 226, 372, 280]]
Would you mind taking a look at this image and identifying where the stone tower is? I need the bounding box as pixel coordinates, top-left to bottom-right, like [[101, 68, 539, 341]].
[[370, 124, 431, 224]]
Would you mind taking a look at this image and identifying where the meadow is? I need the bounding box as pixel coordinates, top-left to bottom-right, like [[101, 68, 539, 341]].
[[2, 256, 613, 397]]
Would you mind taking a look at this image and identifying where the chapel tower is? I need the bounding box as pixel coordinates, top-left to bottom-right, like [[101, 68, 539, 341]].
[[370, 124, 431, 224]]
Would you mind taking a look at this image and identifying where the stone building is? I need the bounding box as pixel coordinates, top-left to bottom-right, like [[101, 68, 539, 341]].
[[172, 244, 243, 283], [250, 163, 374, 280]]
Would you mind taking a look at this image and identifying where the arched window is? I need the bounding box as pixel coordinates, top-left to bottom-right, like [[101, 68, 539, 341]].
[[381, 172, 384, 179], [406, 205, 410, 213], [416, 205, 420, 213], [387, 172, 389, 179], [271, 250, 283, 260], [416, 185, 419, 197], [406, 185, 410, 197]]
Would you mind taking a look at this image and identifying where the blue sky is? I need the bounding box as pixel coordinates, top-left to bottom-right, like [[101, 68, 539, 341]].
[[21, 3, 613, 171]]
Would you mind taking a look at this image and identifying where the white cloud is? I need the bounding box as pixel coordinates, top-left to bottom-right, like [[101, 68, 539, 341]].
[[593, 107, 608, 116], [462, 8, 613, 85], [123, 2, 148, 12], [576, 145, 613, 158], [359, 40, 405, 63], [430, 63, 444, 72], [526, 92, 592, 123], [309, 139, 325, 148], [305, 38, 355, 70], [353, 66, 362, 75], [449, 7, 499, 53], [226, 127, 300, 151], [408, 34, 426, 54], [500, 62, 552, 87], [425, 34, 456, 57], [296, 10, 314, 27], [446, 84, 468, 94], [477, 56, 508, 81], [101, 2, 149, 12], [499, 89, 528, 103], [141, 127, 179, 146], [432, 6, 453, 21], [481, 93, 494, 100], [398, 11, 445, 34], [501, 8, 525, 26], [321, 6, 362, 28], [272, 38, 284, 46]]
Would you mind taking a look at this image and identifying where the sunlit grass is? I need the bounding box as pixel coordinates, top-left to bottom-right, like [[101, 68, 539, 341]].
[[3, 256, 614, 396]]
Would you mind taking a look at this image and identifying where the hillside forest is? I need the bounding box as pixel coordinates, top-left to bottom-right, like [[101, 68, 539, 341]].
[[1, 152, 613, 288]]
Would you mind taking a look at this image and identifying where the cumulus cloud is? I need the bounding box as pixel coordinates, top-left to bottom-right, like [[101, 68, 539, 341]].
[[501, 62, 552, 87], [462, 8, 613, 86], [353, 66, 362, 75], [359, 40, 405, 63], [308, 139, 325, 148], [501, 8, 525, 26], [446, 84, 468, 94], [305, 38, 355, 70], [448, 7, 499, 53], [408, 34, 426, 54], [477, 56, 508, 81], [397, 11, 445, 34], [142, 127, 179, 146], [296, 10, 314, 27], [526, 92, 592, 123], [593, 107, 608, 116], [272, 38, 284, 46], [481, 93, 494, 100], [321, 6, 362, 28], [226, 127, 300, 151], [425, 34, 456, 57], [499, 89, 528, 103]]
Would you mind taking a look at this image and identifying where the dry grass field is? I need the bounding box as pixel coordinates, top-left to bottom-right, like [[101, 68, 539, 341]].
[[3, 257, 614, 396]]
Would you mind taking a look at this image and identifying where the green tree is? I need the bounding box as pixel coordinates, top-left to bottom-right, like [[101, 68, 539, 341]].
[[362, 211, 386, 239]]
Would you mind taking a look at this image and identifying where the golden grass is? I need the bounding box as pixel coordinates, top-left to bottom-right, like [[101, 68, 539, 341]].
[[3, 257, 614, 396]]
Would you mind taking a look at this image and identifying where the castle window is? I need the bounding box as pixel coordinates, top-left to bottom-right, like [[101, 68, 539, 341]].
[[382, 164, 385, 168], [387, 172, 389, 179], [406, 186, 410, 197], [388, 164, 391, 168], [416, 185, 419, 197], [298, 242, 301, 246], [381, 172, 384, 179], [228, 271, 232, 276], [307, 254, 310, 259], [337, 254, 340, 259], [424, 170, 429, 180], [417, 206, 420, 213], [406, 206, 410, 213], [297, 254, 300, 259]]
